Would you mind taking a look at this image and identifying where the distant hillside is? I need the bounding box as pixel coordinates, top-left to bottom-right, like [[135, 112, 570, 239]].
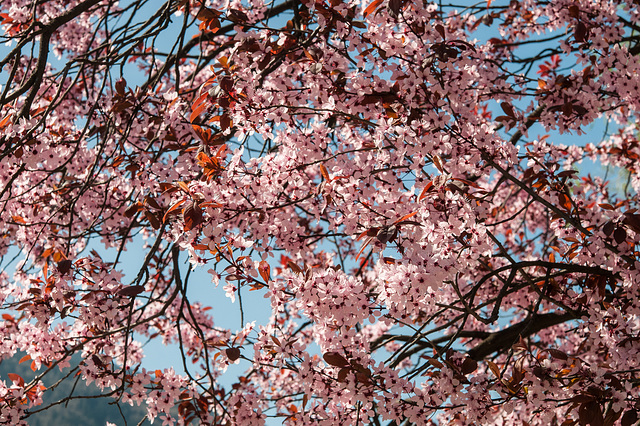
[[0, 354, 148, 426]]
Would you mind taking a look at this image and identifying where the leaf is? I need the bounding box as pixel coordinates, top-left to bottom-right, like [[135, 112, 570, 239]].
[[355, 236, 373, 261], [176, 181, 190, 193], [323, 352, 349, 367], [363, 0, 383, 17], [435, 23, 445, 39], [602, 221, 615, 236], [460, 357, 478, 375], [115, 78, 127, 96], [227, 8, 249, 23], [487, 361, 501, 378], [419, 181, 435, 200], [57, 259, 72, 275], [512, 335, 528, 353], [0, 113, 13, 130], [145, 195, 161, 210], [11, 215, 26, 224], [500, 102, 515, 118], [427, 357, 443, 368], [621, 410, 638, 426], [258, 260, 270, 283], [568, 5, 579, 18], [376, 226, 396, 244], [613, 227, 627, 244], [559, 193, 572, 212], [548, 348, 568, 360], [220, 113, 232, 131], [2, 314, 14, 321], [220, 77, 234, 93], [124, 202, 143, 218], [160, 182, 179, 194], [388, 0, 404, 16], [575, 22, 588, 42], [393, 211, 417, 224], [319, 164, 330, 181], [145, 210, 161, 230], [337, 367, 350, 382], [579, 401, 603, 426], [432, 154, 444, 173], [287, 261, 303, 274], [190, 101, 209, 123], [117, 286, 145, 297], [598, 203, 615, 210], [8, 373, 24, 386], [183, 202, 204, 232], [19, 354, 31, 365], [163, 199, 186, 223], [225, 347, 240, 361]]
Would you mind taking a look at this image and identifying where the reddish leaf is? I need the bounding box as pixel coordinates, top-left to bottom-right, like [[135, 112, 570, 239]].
[[427, 357, 443, 368], [183, 202, 204, 232], [548, 348, 568, 360], [117, 286, 145, 297], [487, 361, 501, 378], [124, 203, 143, 218], [602, 221, 615, 236], [323, 352, 349, 367], [190, 97, 209, 123], [319, 164, 330, 181], [432, 154, 444, 173], [163, 199, 186, 223], [460, 357, 477, 375], [57, 259, 72, 275], [8, 373, 24, 387], [500, 102, 515, 118], [613, 227, 627, 244], [355, 236, 374, 261], [376, 226, 396, 244], [337, 367, 350, 382], [226, 347, 241, 361], [579, 401, 603, 426], [622, 213, 640, 233], [419, 181, 435, 200], [388, 0, 404, 16], [145, 195, 161, 210], [115, 78, 127, 96], [19, 354, 31, 365], [220, 77, 234, 93], [0, 114, 13, 130], [11, 215, 26, 224], [575, 22, 588, 42], [220, 113, 232, 131], [258, 260, 270, 283], [145, 210, 161, 230], [568, 5, 579, 18], [287, 261, 303, 274], [363, 0, 383, 17], [176, 181, 190, 193], [393, 211, 417, 224], [227, 8, 249, 23], [621, 410, 638, 426]]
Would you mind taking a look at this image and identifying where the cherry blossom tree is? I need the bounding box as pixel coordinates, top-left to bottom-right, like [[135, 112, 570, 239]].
[[1, 0, 640, 424]]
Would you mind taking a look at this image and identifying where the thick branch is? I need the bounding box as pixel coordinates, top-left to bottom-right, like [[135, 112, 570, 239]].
[[467, 311, 575, 360]]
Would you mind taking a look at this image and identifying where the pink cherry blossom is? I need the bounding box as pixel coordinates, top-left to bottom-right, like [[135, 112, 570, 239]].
[[1, 0, 640, 424]]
